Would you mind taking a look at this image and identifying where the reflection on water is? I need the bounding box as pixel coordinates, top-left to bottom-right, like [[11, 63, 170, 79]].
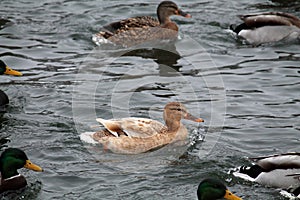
[[123, 47, 182, 75]]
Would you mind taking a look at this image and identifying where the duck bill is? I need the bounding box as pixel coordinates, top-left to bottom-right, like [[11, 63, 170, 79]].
[[177, 9, 192, 18], [184, 113, 204, 122], [4, 66, 22, 76], [24, 160, 43, 172], [224, 189, 242, 200]]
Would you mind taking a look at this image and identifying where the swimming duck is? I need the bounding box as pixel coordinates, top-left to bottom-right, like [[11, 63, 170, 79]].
[[0, 136, 10, 149], [233, 152, 300, 197], [80, 102, 204, 154], [0, 60, 22, 107], [230, 12, 300, 45], [0, 148, 43, 193], [92, 1, 191, 47], [0, 90, 9, 108], [197, 178, 242, 200], [0, 60, 22, 77]]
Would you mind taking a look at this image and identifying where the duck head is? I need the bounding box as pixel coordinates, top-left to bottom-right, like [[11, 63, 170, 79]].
[[0, 60, 22, 76], [163, 102, 203, 131], [0, 148, 43, 180], [197, 178, 242, 200], [157, 1, 191, 25]]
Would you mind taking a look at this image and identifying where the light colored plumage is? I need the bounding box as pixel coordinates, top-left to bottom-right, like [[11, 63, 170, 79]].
[[80, 102, 204, 154], [233, 153, 300, 196], [230, 12, 300, 45], [95, 117, 165, 138]]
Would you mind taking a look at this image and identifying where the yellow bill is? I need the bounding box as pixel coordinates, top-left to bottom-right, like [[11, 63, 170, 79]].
[[24, 160, 43, 172], [224, 189, 243, 200], [4, 66, 22, 76]]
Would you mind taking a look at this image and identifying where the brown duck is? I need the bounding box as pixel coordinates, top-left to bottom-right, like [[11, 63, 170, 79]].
[[92, 1, 191, 47], [80, 102, 204, 154]]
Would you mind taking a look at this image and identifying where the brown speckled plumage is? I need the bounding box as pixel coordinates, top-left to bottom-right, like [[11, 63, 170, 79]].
[[93, 1, 191, 47]]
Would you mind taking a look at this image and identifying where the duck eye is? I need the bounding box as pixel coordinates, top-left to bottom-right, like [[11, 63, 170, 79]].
[[177, 108, 181, 111]]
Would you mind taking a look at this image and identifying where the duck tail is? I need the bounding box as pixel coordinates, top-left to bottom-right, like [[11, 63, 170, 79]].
[[292, 186, 300, 197], [239, 164, 264, 179], [80, 132, 98, 144], [230, 23, 249, 34]]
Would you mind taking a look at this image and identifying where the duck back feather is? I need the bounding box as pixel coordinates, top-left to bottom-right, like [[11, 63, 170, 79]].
[[231, 12, 300, 45], [241, 12, 300, 28]]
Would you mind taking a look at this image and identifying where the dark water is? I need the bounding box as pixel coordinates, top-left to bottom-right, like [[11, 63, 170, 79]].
[[0, 0, 300, 199]]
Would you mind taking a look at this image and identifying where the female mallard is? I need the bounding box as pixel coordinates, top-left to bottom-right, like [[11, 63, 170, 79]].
[[230, 12, 300, 45], [233, 153, 300, 197], [92, 1, 191, 47], [0, 60, 22, 107], [0, 148, 43, 193], [197, 178, 242, 200], [80, 102, 204, 154]]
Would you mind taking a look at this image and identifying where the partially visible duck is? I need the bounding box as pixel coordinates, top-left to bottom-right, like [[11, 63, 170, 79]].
[[0, 90, 9, 108], [230, 12, 300, 45], [0, 60, 22, 107], [80, 102, 204, 154], [0, 148, 43, 193], [0, 136, 10, 149], [92, 1, 191, 47], [233, 153, 300, 197], [0, 60, 22, 76], [197, 178, 242, 200]]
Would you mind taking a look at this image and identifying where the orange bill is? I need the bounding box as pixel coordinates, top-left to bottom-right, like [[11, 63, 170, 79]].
[[4, 66, 22, 76], [184, 113, 204, 122], [24, 160, 43, 172], [177, 9, 192, 18], [224, 189, 243, 200]]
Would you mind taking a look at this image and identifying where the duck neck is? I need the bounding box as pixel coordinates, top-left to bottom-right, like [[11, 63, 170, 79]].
[[0, 163, 19, 180], [165, 118, 181, 132], [158, 11, 171, 25]]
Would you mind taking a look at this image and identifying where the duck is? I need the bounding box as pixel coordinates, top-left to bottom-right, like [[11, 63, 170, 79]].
[[233, 152, 300, 197], [0, 59, 22, 107], [0, 136, 10, 149], [230, 12, 300, 45], [197, 178, 242, 200], [80, 102, 204, 154], [92, 1, 191, 47], [0, 60, 22, 77], [0, 148, 43, 193], [0, 90, 9, 108]]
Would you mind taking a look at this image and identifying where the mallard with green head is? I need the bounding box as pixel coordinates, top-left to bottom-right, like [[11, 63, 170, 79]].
[[0, 59, 22, 107], [92, 1, 191, 47], [197, 178, 242, 200], [0, 148, 43, 193]]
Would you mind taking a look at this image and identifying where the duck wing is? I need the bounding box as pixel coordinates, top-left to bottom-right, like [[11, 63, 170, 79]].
[[250, 153, 300, 171], [240, 12, 300, 28], [100, 16, 159, 37], [96, 117, 165, 138]]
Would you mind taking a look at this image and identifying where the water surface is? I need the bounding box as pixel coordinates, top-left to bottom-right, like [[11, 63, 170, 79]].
[[0, 0, 299, 199]]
